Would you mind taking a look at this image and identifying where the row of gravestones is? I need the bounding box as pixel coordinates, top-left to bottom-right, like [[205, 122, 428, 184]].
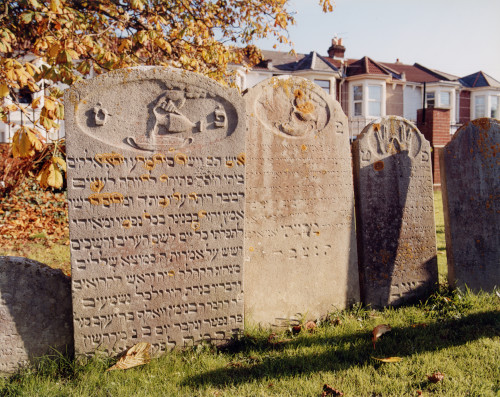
[[1, 68, 498, 374]]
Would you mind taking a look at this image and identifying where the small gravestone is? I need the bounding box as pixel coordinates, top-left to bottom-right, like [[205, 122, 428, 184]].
[[352, 117, 438, 307], [64, 67, 245, 355], [440, 118, 499, 291], [0, 257, 73, 375], [244, 76, 359, 326]]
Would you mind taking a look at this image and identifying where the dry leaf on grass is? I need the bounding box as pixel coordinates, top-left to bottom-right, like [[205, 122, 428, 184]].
[[372, 324, 391, 349], [427, 371, 445, 383], [321, 383, 344, 396], [371, 356, 403, 363], [106, 342, 151, 371], [304, 321, 316, 332]]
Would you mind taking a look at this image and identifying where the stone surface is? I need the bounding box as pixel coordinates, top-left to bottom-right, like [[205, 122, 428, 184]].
[[64, 67, 245, 355], [440, 118, 499, 291], [244, 76, 359, 326], [0, 256, 73, 375], [352, 117, 438, 308]]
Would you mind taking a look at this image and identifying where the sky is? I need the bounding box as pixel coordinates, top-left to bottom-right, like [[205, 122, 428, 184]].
[[254, 0, 500, 82]]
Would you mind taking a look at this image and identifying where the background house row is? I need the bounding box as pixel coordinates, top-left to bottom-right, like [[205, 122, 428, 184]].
[[232, 38, 500, 140]]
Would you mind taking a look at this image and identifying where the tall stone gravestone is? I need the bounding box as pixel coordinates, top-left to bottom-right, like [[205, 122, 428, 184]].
[[440, 118, 499, 291], [64, 67, 245, 355], [352, 117, 438, 307], [244, 76, 359, 326], [0, 257, 73, 375]]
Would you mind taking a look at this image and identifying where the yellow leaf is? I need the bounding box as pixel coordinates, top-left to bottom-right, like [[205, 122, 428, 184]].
[[44, 97, 56, 111], [0, 84, 9, 98], [12, 127, 36, 157], [52, 156, 67, 172], [372, 357, 403, 363], [47, 163, 63, 188], [106, 342, 151, 371], [31, 96, 42, 109]]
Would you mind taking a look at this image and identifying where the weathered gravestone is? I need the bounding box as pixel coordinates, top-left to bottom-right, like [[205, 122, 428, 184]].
[[0, 257, 73, 375], [244, 76, 359, 326], [440, 118, 499, 291], [64, 67, 245, 355], [352, 117, 438, 307]]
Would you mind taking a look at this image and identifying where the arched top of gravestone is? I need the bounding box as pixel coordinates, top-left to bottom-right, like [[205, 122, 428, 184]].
[[64, 66, 245, 153], [244, 76, 346, 139], [445, 118, 499, 164], [355, 116, 428, 160]]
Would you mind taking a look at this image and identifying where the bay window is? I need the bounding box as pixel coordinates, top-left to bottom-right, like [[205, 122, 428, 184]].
[[474, 96, 486, 118], [368, 85, 381, 117], [353, 85, 363, 116], [490, 96, 499, 118]]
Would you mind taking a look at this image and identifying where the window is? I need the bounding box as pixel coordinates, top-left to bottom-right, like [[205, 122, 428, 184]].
[[314, 79, 330, 94], [368, 85, 381, 117], [18, 87, 33, 104], [490, 96, 499, 118], [353, 85, 363, 116], [440, 92, 451, 107], [426, 92, 435, 108], [475, 96, 486, 118]]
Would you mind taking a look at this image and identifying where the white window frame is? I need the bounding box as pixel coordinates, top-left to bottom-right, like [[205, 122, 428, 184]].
[[490, 95, 499, 119], [474, 95, 486, 118], [367, 85, 382, 117], [426, 91, 435, 108], [314, 79, 331, 95], [349, 80, 386, 119]]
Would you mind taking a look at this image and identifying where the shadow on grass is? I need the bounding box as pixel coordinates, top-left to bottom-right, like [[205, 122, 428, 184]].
[[182, 310, 500, 388]]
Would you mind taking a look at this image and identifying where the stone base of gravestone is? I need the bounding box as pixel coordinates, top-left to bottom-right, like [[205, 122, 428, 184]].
[[0, 257, 73, 375], [440, 118, 500, 291], [353, 117, 438, 308]]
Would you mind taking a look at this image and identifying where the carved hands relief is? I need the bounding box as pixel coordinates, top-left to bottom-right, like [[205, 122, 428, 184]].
[[360, 118, 424, 164]]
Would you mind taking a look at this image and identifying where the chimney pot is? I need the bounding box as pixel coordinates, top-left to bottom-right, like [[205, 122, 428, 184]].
[[328, 37, 345, 59]]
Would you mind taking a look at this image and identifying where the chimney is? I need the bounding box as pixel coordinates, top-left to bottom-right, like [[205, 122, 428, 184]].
[[327, 37, 345, 59]]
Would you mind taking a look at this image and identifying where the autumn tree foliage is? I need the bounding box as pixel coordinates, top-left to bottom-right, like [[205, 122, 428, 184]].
[[0, 0, 333, 190]]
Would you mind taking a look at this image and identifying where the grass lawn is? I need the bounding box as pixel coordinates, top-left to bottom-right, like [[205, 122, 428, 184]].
[[1, 185, 499, 396]]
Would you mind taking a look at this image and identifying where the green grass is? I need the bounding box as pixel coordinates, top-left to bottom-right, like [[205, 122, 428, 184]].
[[1, 287, 499, 396], [2, 190, 499, 396], [433, 189, 447, 284]]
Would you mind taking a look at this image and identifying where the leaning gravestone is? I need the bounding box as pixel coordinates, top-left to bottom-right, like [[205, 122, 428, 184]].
[[64, 67, 245, 355], [440, 118, 499, 291], [352, 117, 438, 307], [244, 76, 359, 326], [0, 257, 73, 375]]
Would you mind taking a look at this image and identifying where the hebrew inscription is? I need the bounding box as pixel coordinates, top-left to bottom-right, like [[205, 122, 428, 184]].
[[64, 67, 245, 355], [440, 118, 499, 291], [244, 76, 359, 326], [353, 117, 438, 308]]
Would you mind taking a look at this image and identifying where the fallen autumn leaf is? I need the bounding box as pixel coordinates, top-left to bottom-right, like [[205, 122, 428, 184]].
[[371, 356, 403, 363], [372, 324, 391, 349], [427, 371, 445, 383], [106, 342, 151, 371]]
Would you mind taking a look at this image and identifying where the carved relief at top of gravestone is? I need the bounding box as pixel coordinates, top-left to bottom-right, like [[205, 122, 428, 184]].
[[0, 257, 73, 375], [353, 117, 438, 308], [68, 68, 238, 152], [440, 118, 499, 291], [244, 76, 359, 326], [64, 67, 245, 355]]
